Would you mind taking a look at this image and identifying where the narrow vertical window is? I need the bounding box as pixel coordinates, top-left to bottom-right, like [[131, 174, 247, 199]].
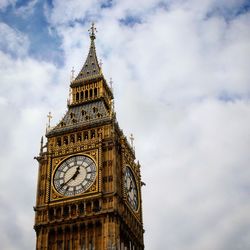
[[77, 133, 82, 141], [70, 134, 75, 143], [84, 131, 89, 140], [57, 137, 61, 146], [63, 136, 68, 145], [91, 130, 95, 138]]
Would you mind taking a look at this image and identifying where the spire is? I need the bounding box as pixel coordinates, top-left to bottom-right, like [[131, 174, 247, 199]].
[[89, 22, 97, 40], [73, 23, 102, 83]]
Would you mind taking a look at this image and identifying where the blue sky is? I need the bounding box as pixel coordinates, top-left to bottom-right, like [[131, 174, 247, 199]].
[[0, 0, 63, 63], [0, 0, 250, 249], [1, 0, 249, 63]]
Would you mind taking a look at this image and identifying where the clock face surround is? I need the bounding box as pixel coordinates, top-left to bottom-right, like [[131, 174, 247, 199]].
[[53, 155, 97, 197], [124, 166, 139, 211]]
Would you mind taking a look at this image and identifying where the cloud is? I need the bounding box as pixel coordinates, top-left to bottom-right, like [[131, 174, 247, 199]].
[[0, 0, 249, 249], [0, 23, 30, 56], [0, 46, 62, 250], [0, 0, 16, 10], [142, 98, 250, 250], [45, 0, 100, 26], [14, 0, 38, 18]]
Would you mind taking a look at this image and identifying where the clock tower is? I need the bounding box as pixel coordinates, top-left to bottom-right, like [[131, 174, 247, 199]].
[[34, 24, 145, 250]]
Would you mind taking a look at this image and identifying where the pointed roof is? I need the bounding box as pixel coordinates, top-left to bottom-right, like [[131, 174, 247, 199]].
[[46, 100, 110, 137], [72, 23, 102, 84]]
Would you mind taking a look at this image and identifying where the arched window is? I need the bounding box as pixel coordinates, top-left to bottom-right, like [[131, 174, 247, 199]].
[[86, 202, 91, 213], [91, 130, 95, 139], [71, 204, 76, 217], [85, 90, 88, 98], [63, 136, 68, 145], [77, 133, 82, 141], [57, 137, 61, 146], [93, 200, 100, 212], [79, 203, 84, 214], [76, 92, 79, 101], [94, 88, 98, 96], [70, 134, 75, 143], [90, 89, 93, 98], [80, 91, 84, 99], [84, 131, 89, 140], [56, 207, 61, 219], [63, 206, 69, 218]]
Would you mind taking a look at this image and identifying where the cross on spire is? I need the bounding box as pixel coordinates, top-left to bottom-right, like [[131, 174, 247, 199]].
[[130, 133, 134, 148], [71, 67, 75, 81], [47, 112, 52, 128], [88, 22, 97, 40]]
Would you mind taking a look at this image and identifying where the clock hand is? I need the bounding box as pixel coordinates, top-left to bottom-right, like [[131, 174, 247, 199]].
[[59, 177, 72, 188], [71, 166, 80, 180], [60, 167, 81, 188]]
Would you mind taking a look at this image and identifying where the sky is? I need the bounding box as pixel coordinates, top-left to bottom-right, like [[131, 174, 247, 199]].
[[0, 0, 250, 249]]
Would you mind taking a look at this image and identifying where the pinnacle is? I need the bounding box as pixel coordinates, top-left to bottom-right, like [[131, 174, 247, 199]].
[[73, 23, 102, 83]]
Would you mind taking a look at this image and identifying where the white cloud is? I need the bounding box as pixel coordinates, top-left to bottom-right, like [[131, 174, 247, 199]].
[[46, 0, 100, 26], [14, 0, 38, 17], [139, 99, 250, 250], [0, 23, 30, 56], [0, 51, 63, 249], [0, 0, 249, 249], [0, 0, 16, 10]]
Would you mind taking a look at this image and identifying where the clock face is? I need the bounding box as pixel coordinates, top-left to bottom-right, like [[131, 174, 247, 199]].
[[53, 155, 97, 197], [124, 166, 139, 211]]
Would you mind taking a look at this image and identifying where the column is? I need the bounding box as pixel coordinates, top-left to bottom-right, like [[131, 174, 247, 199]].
[[62, 226, 65, 250], [69, 205, 72, 219], [77, 223, 81, 249], [85, 223, 88, 250], [84, 202, 86, 216], [91, 201, 94, 213], [76, 204, 79, 217], [55, 227, 58, 250], [44, 228, 49, 250], [93, 222, 96, 249], [69, 226, 72, 250]]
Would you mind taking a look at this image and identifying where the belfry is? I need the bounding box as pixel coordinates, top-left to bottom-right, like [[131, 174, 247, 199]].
[[34, 24, 144, 250]]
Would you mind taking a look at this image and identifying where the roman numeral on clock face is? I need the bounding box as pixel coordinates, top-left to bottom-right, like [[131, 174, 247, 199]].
[[53, 155, 97, 197]]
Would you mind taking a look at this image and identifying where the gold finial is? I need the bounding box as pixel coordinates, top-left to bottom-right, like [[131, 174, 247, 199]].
[[130, 133, 134, 148], [110, 99, 115, 118], [47, 112, 52, 128], [88, 22, 97, 40], [71, 66, 75, 81], [99, 59, 103, 68]]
